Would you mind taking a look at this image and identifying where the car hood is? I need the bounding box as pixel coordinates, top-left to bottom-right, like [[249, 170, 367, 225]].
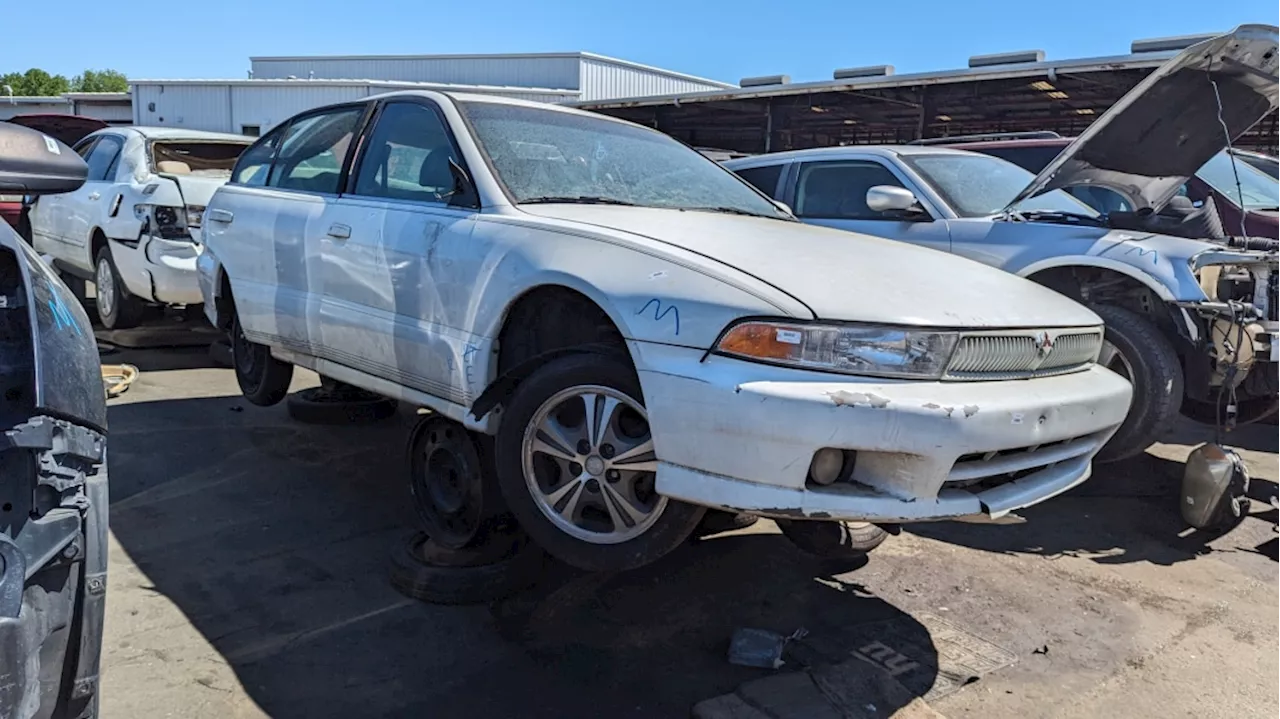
[[4, 114, 108, 148], [520, 205, 1102, 329], [1008, 24, 1279, 213]]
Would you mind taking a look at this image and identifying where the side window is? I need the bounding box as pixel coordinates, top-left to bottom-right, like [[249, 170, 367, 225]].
[[231, 126, 286, 187], [794, 161, 906, 220], [352, 102, 460, 203], [72, 138, 98, 160], [83, 136, 123, 182], [734, 164, 784, 199], [268, 106, 365, 194]]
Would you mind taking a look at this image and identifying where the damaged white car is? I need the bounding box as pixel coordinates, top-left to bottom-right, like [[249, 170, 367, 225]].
[[199, 93, 1131, 571], [727, 24, 1279, 461], [28, 127, 252, 328]]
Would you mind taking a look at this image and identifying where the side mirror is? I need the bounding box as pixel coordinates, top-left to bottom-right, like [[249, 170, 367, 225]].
[[0, 122, 88, 195], [866, 185, 921, 214], [446, 157, 478, 207]]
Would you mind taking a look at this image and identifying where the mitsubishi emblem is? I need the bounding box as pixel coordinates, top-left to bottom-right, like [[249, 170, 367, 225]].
[[1035, 331, 1054, 359]]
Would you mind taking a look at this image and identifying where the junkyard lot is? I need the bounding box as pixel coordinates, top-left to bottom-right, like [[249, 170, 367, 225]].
[[99, 345, 1277, 719]]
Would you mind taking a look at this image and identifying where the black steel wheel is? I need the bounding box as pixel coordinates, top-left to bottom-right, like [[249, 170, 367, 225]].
[[408, 416, 508, 549]]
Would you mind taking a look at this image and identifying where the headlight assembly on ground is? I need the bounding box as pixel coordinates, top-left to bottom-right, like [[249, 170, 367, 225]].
[[715, 320, 959, 379]]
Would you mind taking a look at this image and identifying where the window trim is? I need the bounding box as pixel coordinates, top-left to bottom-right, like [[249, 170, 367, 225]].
[[230, 122, 290, 188], [260, 101, 373, 197], [792, 158, 919, 221], [346, 96, 478, 209], [732, 162, 787, 200]]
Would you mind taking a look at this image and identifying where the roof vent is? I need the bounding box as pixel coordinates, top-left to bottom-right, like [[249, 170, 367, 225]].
[[968, 50, 1044, 68], [833, 65, 894, 80], [739, 75, 790, 88], [1130, 33, 1217, 54]]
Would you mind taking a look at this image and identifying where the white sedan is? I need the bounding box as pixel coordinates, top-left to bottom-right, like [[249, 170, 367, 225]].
[[198, 92, 1132, 571], [29, 126, 252, 328]]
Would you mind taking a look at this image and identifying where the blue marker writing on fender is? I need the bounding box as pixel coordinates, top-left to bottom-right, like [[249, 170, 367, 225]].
[[1124, 246, 1158, 264], [636, 298, 680, 336], [462, 343, 480, 385], [48, 296, 82, 337]]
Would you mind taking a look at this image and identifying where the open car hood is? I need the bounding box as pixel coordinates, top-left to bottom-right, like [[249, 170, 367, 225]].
[[1007, 24, 1279, 213], [4, 114, 108, 148]]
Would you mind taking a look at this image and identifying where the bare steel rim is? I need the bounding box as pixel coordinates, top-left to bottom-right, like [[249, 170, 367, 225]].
[[1098, 339, 1136, 384], [521, 384, 666, 545], [95, 257, 115, 319]]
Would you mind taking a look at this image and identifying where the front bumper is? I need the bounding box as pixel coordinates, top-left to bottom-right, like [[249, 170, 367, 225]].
[[633, 343, 1133, 523], [109, 236, 204, 305]]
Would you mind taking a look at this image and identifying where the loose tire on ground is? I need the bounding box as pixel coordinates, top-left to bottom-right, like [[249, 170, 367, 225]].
[[775, 519, 889, 558], [1092, 304, 1184, 463], [693, 510, 759, 538], [389, 531, 545, 605], [285, 386, 397, 424], [493, 352, 706, 572], [94, 246, 144, 330], [230, 312, 293, 407]]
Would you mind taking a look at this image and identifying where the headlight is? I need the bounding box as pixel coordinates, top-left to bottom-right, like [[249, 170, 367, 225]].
[[716, 320, 959, 379]]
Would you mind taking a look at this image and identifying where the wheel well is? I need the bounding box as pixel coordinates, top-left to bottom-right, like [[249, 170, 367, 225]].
[[1026, 266, 1162, 317], [215, 273, 235, 330], [496, 286, 627, 375], [90, 230, 107, 264]]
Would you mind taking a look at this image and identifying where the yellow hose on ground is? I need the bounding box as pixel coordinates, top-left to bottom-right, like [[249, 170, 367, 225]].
[[101, 364, 139, 399]]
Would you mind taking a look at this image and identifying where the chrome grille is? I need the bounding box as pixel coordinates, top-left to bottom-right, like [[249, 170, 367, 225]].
[[945, 329, 1102, 380]]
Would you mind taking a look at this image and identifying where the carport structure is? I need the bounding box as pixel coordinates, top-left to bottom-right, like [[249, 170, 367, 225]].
[[577, 32, 1279, 154]]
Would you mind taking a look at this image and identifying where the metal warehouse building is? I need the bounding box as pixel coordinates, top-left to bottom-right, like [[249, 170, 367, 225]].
[[1, 92, 132, 124], [130, 52, 733, 135], [577, 32, 1279, 153]]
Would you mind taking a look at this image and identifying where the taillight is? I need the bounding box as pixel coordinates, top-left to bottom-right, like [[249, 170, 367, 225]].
[[185, 205, 205, 229], [134, 204, 191, 240]]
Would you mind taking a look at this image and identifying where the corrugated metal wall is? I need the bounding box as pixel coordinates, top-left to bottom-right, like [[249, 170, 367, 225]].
[[130, 81, 579, 135], [0, 101, 69, 121], [230, 85, 372, 133], [578, 58, 727, 100], [251, 56, 583, 90], [133, 84, 234, 131]]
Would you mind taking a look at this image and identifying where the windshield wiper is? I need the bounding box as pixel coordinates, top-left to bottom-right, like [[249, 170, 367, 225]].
[[520, 195, 639, 206], [1006, 209, 1106, 226], [682, 205, 782, 219]]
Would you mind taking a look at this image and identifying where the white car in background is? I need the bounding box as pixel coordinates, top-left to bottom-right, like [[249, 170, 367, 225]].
[[29, 127, 252, 328], [199, 92, 1132, 572]]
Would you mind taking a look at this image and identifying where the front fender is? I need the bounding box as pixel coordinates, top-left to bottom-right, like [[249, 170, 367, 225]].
[[1018, 255, 1182, 302]]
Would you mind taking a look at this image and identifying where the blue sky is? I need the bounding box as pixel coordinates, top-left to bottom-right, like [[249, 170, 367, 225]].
[[3, 0, 1277, 84]]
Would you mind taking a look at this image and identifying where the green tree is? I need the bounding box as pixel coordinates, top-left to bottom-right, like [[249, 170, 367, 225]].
[[0, 68, 72, 96], [71, 69, 128, 93]]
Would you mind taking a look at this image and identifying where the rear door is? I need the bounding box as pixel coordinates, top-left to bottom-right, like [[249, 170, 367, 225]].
[[63, 133, 125, 271], [317, 98, 481, 402], [208, 104, 367, 355], [786, 158, 952, 253]]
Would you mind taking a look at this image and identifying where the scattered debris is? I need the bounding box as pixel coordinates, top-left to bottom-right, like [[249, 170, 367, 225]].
[[1032, 645, 1050, 655], [101, 364, 139, 398], [728, 627, 809, 669]]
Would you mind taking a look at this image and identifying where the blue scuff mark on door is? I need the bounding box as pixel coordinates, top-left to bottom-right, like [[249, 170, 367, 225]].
[[636, 298, 680, 336]]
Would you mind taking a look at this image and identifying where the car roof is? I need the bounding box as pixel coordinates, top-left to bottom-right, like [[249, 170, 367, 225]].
[[724, 144, 981, 168], [367, 89, 639, 126], [937, 137, 1074, 150], [113, 126, 254, 142]]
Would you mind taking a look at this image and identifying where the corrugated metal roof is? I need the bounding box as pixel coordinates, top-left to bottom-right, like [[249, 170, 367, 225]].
[[574, 49, 1181, 110], [129, 77, 577, 100]]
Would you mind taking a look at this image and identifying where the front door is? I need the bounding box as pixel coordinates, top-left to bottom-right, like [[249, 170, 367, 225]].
[[31, 137, 99, 264], [788, 159, 952, 254], [318, 99, 481, 405]]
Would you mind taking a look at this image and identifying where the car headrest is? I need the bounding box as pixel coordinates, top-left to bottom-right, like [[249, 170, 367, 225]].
[[419, 150, 455, 191], [157, 160, 191, 175]]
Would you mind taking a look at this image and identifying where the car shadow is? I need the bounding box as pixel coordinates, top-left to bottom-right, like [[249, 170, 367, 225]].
[[105, 395, 938, 719], [911, 426, 1279, 568]]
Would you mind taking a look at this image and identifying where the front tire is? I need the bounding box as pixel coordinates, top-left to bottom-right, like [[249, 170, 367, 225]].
[[494, 352, 705, 572], [1092, 304, 1184, 463], [94, 246, 144, 330], [230, 311, 293, 406]]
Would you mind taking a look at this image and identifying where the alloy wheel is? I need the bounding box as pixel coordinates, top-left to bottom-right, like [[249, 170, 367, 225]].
[[521, 385, 665, 545]]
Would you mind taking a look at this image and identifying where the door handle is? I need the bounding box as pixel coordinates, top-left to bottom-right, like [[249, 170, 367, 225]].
[[87, 192, 100, 201], [208, 209, 234, 224], [327, 223, 351, 240]]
